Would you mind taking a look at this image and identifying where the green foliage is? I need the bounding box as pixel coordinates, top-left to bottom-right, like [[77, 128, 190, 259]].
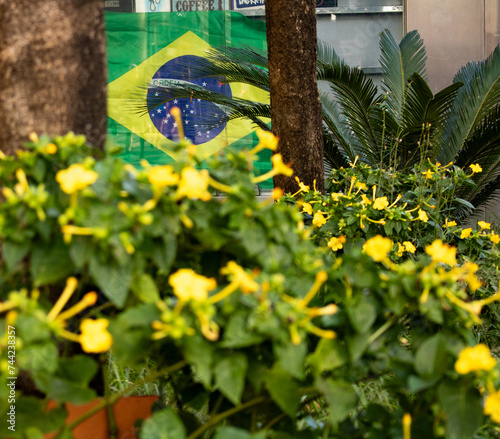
[[1, 133, 500, 439]]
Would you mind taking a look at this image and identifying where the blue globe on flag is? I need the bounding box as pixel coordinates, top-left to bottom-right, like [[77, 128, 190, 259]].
[[146, 55, 232, 145]]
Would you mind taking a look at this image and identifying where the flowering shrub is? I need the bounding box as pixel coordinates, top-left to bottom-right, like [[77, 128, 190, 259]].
[[0, 130, 500, 438]]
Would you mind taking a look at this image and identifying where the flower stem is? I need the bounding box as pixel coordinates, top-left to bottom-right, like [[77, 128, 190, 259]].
[[186, 396, 268, 439]]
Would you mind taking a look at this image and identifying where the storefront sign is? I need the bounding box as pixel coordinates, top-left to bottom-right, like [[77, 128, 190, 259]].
[[172, 0, 224, 11], [233, 0, 337, 10], [233, 0, 264, 9], [135, 0, 171, 12], [104, 0, 135, 12]]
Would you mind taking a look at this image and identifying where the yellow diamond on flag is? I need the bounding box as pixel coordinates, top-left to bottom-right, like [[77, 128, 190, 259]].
[[107, 31, 269, 162]]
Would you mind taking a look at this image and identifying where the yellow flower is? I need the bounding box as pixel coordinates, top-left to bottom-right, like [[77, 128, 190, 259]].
[[402, 413, 412, 439], [422, 169, 434, 179], [147, 165, 179, 188], [373, 196, 389, 210], [461, 228, 472, 239], [327, 235, 346, 251], [491, 234, 500, 244], [355, 181, 367, 190], [271, 154, 293, 177], [425, 240, 457, 266], [272, 188, 284, 200], [484, 389, 500, 424], [176, 168, 211, 201], [46, 143, 58, 154], [470, 163, 483, 173], [363, 236, 393, 262], [256, 129, 278, 151], [361, 194, 372, 205], [295, 176, 310, 193], [443, 219, 457, 228], [312, 211, 327, 227], [478, 221, 491, 230], [417, 209, 429, 222], [396, 243, 405, 257], [56, 164, 98, 194], [169, 269, 217, 302], [454, 344, 496, 374], [302, 202, 313, 215], [79, 319, 113, 353], [403, 241, 416, 253], [220, 261, 259, 293]]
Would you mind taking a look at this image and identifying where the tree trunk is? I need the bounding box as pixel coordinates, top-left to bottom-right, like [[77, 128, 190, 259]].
[[0, 0, 107, 154], [265, 0, 324, 194]]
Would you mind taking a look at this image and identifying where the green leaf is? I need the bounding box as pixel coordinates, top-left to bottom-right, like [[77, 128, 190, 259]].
[[57, 356, 98, 383], [438, 380, 483, 439], [414, 333, 447, 379], [32, 356, 98, 405], [25, 428, 45, 439], [214, 353, 248, 405], [184, 336, 214, 388], [307, 338, 348, 373], [140, 408, 186, 439], [239, 224, 268, 257], [317, 378, 358, 425], [152, 235, 177, 273], [347, 333, 369, 363], [213, 426, 252, 439], [69, 237, 94, 268], [16, 315, 51, 343], [90, 258, 132, 307], [2, 241, 30, 271], [213, 426, 267, 439], [219, 311, 266, 348], [34, 374, 96, 405], [347, 298, 377, 333], [274, 342, 307, 380], [17, 343, 58, 374], [408, 375, 439, 393], [263, 367, 300, 418], [131, 273, 160, 303], [30, 243, 75, 286]]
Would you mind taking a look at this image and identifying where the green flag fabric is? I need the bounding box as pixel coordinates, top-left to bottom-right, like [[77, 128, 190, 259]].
[[105, 11, 272, 188]]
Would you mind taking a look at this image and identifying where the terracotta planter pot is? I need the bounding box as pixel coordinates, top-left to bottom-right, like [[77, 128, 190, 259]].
[[44, 395, 158, 439]]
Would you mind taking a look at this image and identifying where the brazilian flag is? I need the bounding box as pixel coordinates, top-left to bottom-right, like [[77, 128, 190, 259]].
[[105, 11, 272, 187]]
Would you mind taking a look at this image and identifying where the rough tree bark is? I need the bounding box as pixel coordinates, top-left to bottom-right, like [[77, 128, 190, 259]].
[[0, 0, 108, 154], [265, 0, 324, 193]]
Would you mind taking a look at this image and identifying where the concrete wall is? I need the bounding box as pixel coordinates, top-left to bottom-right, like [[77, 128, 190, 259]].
[[406, 0, 500, 93]]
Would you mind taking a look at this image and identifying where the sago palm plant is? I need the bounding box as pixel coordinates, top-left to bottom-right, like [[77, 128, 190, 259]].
[[142, 31, 500, 218]]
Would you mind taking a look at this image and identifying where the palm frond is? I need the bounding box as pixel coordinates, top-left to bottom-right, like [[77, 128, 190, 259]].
[[319, 90, 362, 163], [134, 82, 269, 131], [439, 45, 500, 164], [422, 81, 463, 144], [221, 102, 271, 131], [323, 128, 351, 169], [454, 106, 500, 203], [454, 105, 500, 169], [318, 59, 383, 156], [400, 74, 462, 166], [379, 30, 427, 126], [207, 45, 268, 69], [133, 82, 234, 115], [317, 39, 344, 69], [166, 47, 270, 91], [463, 173, 500, 219]]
